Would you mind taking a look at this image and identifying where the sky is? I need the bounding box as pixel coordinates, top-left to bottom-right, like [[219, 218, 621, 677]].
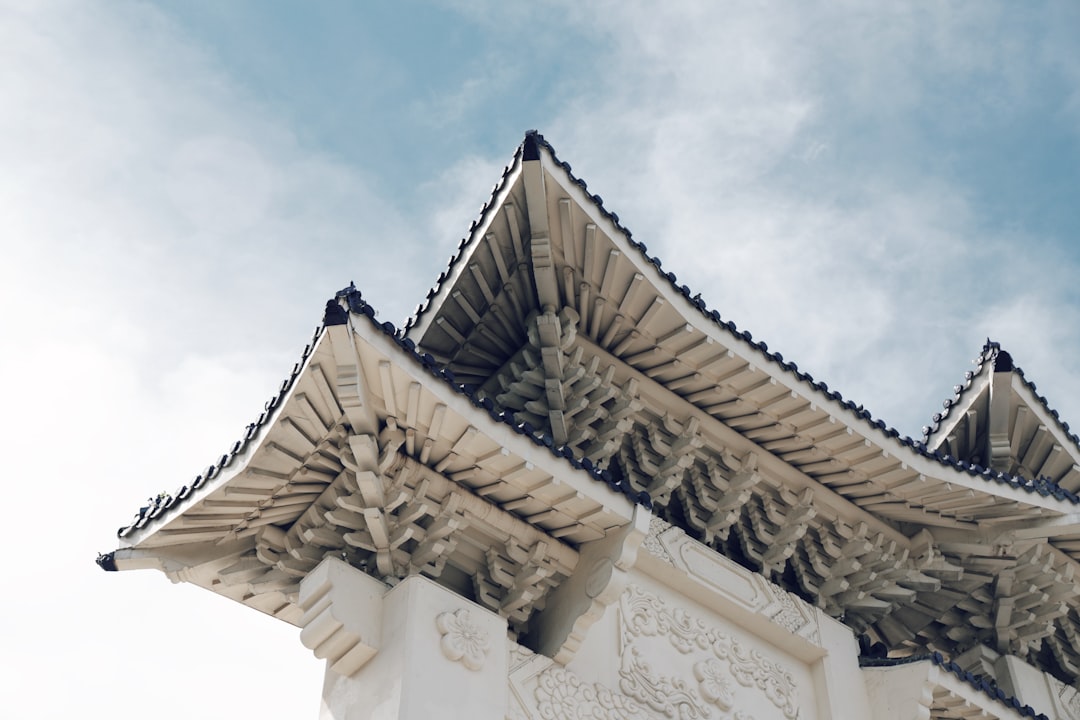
[[2, 1, 1079, 718]]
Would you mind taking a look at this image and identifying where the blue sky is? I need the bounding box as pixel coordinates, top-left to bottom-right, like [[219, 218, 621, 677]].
[[3, 1, 1079, 718]]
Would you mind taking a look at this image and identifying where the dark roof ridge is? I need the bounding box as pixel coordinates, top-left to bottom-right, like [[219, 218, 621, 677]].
[[920, 339, 998, 445], [109, 137, 1080, 545], [402, 135, 530, 335]]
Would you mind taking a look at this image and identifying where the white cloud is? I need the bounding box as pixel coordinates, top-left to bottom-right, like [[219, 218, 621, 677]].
[[532, 1, 1080, 434], [0, 2, 423, 717]]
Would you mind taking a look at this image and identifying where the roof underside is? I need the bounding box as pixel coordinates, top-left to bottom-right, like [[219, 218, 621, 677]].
[[106, 132, 1080, 696]]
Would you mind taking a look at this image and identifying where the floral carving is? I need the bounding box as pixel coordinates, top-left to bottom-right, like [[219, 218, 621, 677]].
[[509, 642, 536, 671], [619, 646, 710, 719], [620, 585, 800, 720], [694, 659, 734, 710], [621, 588, 713, 656], [713, 635, 797, 719], [436, 608, 490, 671], [535, 666, 651, 720]]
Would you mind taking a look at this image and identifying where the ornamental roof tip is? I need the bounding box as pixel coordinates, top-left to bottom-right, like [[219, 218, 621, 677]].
[[402, 130, 633, 336], [922, 339, 1080, 469], [858, 649, 1049, 719]]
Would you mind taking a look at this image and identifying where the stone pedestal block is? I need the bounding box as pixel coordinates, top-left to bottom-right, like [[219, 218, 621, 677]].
[[302, 558, 508, 720]]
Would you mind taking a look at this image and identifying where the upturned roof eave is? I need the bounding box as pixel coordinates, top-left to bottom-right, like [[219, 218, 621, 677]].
[[106, 289, 646, 554], [517, 137, 1080, 516]]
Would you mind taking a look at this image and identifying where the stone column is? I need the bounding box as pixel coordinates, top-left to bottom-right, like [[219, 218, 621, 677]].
[[299, 557, 508, 720]]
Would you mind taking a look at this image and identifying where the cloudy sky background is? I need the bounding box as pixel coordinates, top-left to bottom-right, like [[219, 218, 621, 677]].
[[3, 1, 1078, 717]]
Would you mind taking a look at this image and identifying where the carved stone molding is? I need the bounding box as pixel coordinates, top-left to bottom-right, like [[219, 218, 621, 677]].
[[642, 518, 820, 647], [642, 516, 675, 564], [437, 608, 491, 671], [1047, 674, 1080, 720]]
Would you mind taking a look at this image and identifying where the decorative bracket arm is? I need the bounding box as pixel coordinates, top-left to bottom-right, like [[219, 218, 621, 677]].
[[298, 556, 387, 677], [525, 504, 651, 664]]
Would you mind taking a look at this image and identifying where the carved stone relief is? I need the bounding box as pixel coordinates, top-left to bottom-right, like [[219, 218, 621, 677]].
[[437, 608, 491, 671], [642, 516, 675, 564], [619, 585, 799, 720], [536, 665, 653, 720], [642, 516, 820, 646], [509, 585, 803, 720]]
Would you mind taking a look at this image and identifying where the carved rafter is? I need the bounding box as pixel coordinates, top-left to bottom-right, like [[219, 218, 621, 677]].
[[902, 537, 1075, 661], [237, 428, 582, 633]]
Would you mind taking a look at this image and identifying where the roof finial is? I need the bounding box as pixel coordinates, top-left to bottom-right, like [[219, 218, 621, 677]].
[[523, 130, 542, 161]]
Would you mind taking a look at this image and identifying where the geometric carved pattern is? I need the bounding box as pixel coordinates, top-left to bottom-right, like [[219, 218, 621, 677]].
[[642, 518, 820, 646], [1047, 674, 1080, 720]]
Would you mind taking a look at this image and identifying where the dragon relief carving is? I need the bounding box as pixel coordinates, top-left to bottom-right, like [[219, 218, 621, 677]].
[[528, 586, 799, 720]]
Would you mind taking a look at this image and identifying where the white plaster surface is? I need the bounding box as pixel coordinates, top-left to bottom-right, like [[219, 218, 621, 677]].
[[316, 572, 508, 720]]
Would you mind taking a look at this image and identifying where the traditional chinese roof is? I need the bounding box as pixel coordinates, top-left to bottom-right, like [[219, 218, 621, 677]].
[[101, 131, 1080, 696], [924, 340, 1080, 492]]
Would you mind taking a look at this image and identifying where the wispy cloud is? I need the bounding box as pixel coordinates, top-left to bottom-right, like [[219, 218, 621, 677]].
[[531, 0, 1080, 434]]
